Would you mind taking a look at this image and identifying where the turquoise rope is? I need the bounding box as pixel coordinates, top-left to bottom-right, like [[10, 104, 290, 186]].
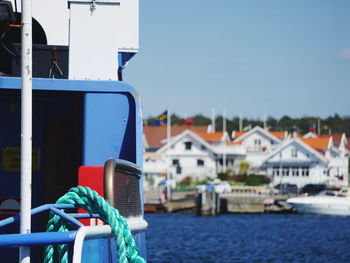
[[44, 186, 147, 263]]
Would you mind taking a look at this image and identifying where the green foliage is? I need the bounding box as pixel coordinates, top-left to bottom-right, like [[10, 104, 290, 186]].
[[144, 113, 350, 136], [245, 176, 260, 186], [173, 177, 211, 191], [193, 114, 211, 126], [178, 176, 192, 188], [239, 161, 250, 176], [229, 174, 270, 186], [171, 114, 184, 125], [217, 169, 233, 181]]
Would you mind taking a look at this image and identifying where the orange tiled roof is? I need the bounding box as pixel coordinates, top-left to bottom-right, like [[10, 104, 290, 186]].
[[299, 137, 330, 150], [319, 134, 343, 147], [196, 132, 224, 142], [269, 131, 285, 139], [226, 141, 242, 146], [232, 131, 246, 138], [143, 125, 208, 148]]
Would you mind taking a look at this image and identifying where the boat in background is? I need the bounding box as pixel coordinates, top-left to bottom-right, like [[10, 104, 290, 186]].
[[287, 188, 350, 216]]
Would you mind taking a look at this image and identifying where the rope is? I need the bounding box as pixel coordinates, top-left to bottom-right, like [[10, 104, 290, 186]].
[[44, 186, 146, 263]]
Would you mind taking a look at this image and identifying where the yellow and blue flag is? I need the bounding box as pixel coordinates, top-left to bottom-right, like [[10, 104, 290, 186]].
[[154, 110, 168, 126]]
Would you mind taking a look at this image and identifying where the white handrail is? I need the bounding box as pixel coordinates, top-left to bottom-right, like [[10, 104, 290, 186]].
[[72, 217, 148, 263], [72, 225, 112, 263]]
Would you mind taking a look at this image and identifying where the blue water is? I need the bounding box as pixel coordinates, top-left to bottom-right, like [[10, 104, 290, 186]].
[[145, 213, 350, 263]]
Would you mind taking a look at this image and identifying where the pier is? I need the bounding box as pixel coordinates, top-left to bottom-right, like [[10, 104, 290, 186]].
[[196, 191, 293, 216], [144, 189, 196, 213]]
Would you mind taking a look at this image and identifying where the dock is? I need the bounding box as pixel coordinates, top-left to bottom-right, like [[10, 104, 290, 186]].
[[144, 190, 196, 213], [144, 188, 293, 215], [196, 192, 293, 216]]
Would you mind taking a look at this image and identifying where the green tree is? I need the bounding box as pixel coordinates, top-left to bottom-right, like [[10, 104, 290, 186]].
[[171, 114, 183, 125], [239, 161, 250, 176], [193, 114, 211, 126]]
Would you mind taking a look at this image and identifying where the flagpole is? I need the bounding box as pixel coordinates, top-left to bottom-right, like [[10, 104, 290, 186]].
[[223, 109, 226, 173], [166, 109, 171, 200], [211, 108, 215, 133], [239, 113, 242, 132], [20, 0, 33, 262]]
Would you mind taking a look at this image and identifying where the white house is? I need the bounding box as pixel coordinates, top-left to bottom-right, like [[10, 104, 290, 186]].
[[232, 126, 287, 174], [143, 127, 246, 183], [262, 136, 349, 188], [156, 130, 246, 182], [143, 124, 349, 187], [157, 130, 218, 182], [143, 125, 209, 180]]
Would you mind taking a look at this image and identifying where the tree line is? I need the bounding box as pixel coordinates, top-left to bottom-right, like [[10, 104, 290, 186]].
[[144, 114, 350, 136]]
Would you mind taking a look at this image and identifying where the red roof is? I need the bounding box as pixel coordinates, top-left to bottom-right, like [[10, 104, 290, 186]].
[[318, 134, 343, 147], [232, 131, 246, 139], [196, 132, 224, 142], [226, 141, 242, 146], [299, 137, 330, 151], [269, 131, 286, 139], [143, 125, 208, 148]]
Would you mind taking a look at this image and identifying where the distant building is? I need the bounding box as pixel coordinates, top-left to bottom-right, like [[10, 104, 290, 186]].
[[262, 135, 349, 187], [143, 126, 245, 182], [232, 126, 288, 174], [143, 124, 349, 187]]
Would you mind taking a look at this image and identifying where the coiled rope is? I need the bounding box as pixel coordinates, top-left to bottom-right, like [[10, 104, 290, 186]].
[[44, 186, 146, 263]]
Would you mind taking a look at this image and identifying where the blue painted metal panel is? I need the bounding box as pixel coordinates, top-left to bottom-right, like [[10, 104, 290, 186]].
[[82, 236, 117, 263], [0, 77, 137, 94], [83, 93, 133, 165], [81, 231, 147, 263], [0, 76, 147, 260], [133, 231, 147, 261]]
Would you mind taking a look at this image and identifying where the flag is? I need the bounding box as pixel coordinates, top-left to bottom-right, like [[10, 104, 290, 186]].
[[309, 123, 316, 133], [154, 110, 168, 126]]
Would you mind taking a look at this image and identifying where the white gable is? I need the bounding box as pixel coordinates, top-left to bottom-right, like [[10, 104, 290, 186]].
[[157, 130, 214, 155], [264, 139, 327, 165], [235, 126, 281, 144]]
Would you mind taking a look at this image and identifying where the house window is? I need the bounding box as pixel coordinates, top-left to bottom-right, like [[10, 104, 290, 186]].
[[254, 139, 261, 145], [201, 145, 206, 150], [197, 159, 204, 167], [301, 167, 309, 176], [291, 149, 298, 158], [272, 167, 280, 176], [292, 167, 299, 176], [282, 167, 289, 176], [172, 159, 179, 166], [176, 165, 182, 174], [184, 141, 192, 150]]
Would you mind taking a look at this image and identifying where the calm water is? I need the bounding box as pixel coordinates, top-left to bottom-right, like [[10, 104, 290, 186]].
[[145, 213, 350, 263]]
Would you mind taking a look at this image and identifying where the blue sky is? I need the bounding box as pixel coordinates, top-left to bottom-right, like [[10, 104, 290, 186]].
[[124, 0, 350, 119]]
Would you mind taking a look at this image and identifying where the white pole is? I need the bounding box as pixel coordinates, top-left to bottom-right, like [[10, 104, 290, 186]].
[[223, 110, 226, 172], [166, 109, 171, 200], [211, 108, 215, 133], [239, 114, 242, 132], [20, 0, 33, 262]]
